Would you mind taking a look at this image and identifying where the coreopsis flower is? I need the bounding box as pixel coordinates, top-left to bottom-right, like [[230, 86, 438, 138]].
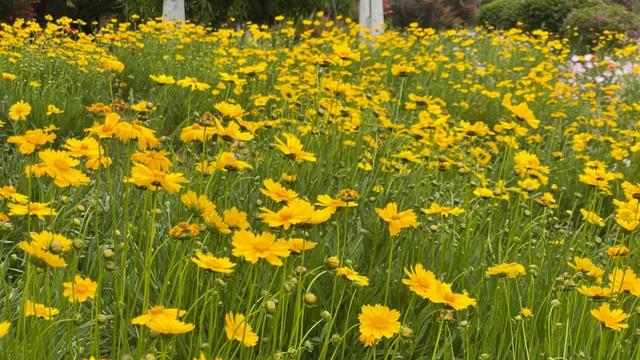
[[421, 202, 465, 217], [18, 231, 73, 268], [225, 313, 258, 347], [316, 194, 358, 212], [8, 129, 56, 154], [607, 245, 630, 257], [100, 57, 124, 72], [8, 202, 57, 220], [34, 149, 90, 187], [149, 74, 175, 85], [214, 152, 252, 172], [63, 275, 98, 302], [0, 321, 9, 338], [46, 104, 63, 115], [212, 120, 253, 142], [590, 303, 630, 331], [502, 94, 539, 129], [176, 76, 210, 91], [131, 101, 152, 112], [191, 250, 236, 274], [258, 199, 316, 230], [274, 133, 316, 162], [425, 281, 477, 310], [336, 266, 369, 286], [521, 308, 533, 318], [358, 304, 400, 341], [286, 238, 317, 253], [580, 209, 605, 227], [0, 185, 28, 204], [63, 137, 111, 170], [2, 72, 16, 81], [132, 306, 186, 326], [131, 150, 172, 172], [391, 63, 417, 77], [8, 100, 31, 121], [168, 222, 200, 238], [181, 191, 216, 215], [485, 263, 526, 279], [513, 150, 549, 183], [608, 267, 640, 296], [534, 192, 558, 209], [621, 181, 640, 201], [126, 163, 187, 192], [260, 179, 298, 203], [231, 230, 290, 266], [214, 102, 245, 120], [133, 306, 194, 335], [403, 264, 438, 298], [567, 257, 604, 282], [223, 207, 249, 230], [375, 202, 419, 236], [578, 285, 612, 299], [180, 123, 216, 142], [578, 166, 622, 194], [613, 199, 640, 232], [85, 112, 122, 139], [146, 318, 195, 335], [24, 300, 59, 320]]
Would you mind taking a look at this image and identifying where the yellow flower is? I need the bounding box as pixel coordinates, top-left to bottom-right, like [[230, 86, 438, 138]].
[[24, 300, 59, 320], [358, 304, 401, 340], [126, 163, 187, 192], [567, 257, 604, 282], [63, 275, 98, 302], [18, 231, 72, 268], [46, 104, 63, 115], [132, 305, 187, 326], [223, 207, 249, 230], [286, 238, 317, 254], [8, 100, 31, 121], [8, 202, 57, 220], [607, 245, 630, 257], [146, 318, 194, 335], [521, 308, 533, 318], [590, 303, 630, 331], [502, 94, 539, 129], [260, 179, 298, 203], [580, 209, 605, 227], [150, 74, 175, 85], [403, 263, 438, 298], [425, 281, 477, 310], [0, 321, 10, 338], [485, 263, 526, 279], [191, 250, 236, 274], [375, 202, 419, 236], [225, 313, 258, 347], [231, 230, 291, 266], [35, 149, 91, 187], [274, 133, 316, 162], [336, 266, 369, 286], [101, 57, 124, 72], [421, 202, 465, 217]]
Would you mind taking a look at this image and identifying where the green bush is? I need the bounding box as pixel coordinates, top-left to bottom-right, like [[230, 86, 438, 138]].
[[518, 0, 587, 32], [563, 3, 640, 48], [476, 0, 525, 29]]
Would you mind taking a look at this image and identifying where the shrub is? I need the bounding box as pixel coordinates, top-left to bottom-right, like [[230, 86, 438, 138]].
[[518, 0, 585, 32], [563, 3, 640, 48], [392, 0, 480, 29], [476, 0, 526, 29]]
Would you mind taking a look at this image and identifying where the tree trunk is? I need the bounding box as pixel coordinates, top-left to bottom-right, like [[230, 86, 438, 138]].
[[162, 0, 185, 22]]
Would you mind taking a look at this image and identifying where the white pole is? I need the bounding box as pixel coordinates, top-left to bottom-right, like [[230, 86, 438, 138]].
[[359, 0, 384, 36], [162, 0, 185, 22]]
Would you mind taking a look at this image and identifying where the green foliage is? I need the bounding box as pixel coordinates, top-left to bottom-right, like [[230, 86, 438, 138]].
[[391, 0, 479, 29], [563, 3, 640, 48], [476, 0, 526, 29]]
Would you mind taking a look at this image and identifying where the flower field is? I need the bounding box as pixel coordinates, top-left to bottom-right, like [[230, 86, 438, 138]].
[[1, 15, 640, 359]]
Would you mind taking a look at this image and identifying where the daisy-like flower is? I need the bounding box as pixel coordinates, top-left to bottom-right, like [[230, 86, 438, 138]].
[[358, 304, 401, 340], [24, 300, 59, 320], [403, 263, 438, 298], [590, 303, 630, 331], [0, 321, 9, 338], [191, 250, 236, 274], [485, 263, 526, 279], [375, 202, 419, 236], [225, 313, 258, 347], [231, 230, 291, 266], [8, 100, 31, 121], [8, 202, 57, 220], [336, 266, 369, 286], [425, 281, 477, 310], [421, 202, 465, 217], [260, 179, 298, 203], [274, 133, 316, 162], [126, 163, 188, 193], [63, 275, 98, 302]]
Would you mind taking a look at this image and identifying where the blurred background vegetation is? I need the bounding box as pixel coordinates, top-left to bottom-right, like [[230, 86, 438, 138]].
[[1, 0, 639, 48]]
